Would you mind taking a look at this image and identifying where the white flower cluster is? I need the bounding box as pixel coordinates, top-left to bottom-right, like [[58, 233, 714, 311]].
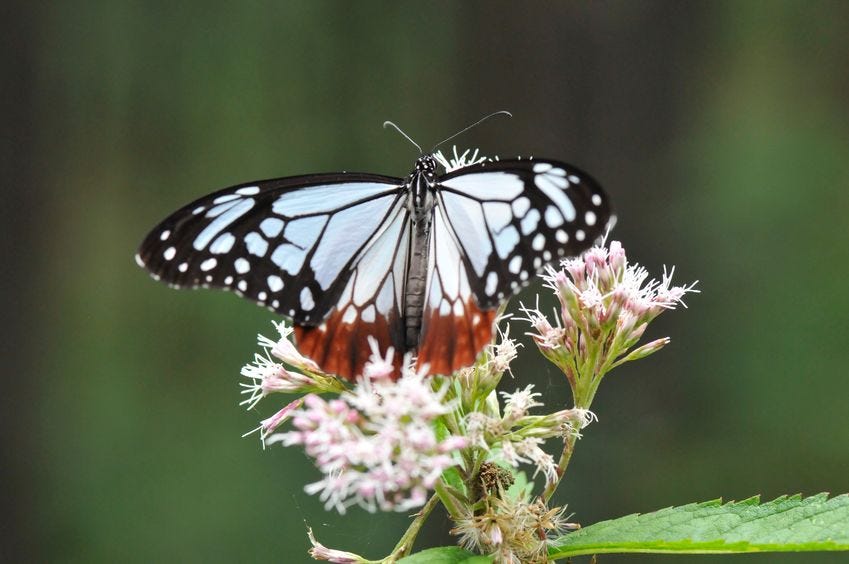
[[266, 346, 467, 513], [464, 384, 594, 487]]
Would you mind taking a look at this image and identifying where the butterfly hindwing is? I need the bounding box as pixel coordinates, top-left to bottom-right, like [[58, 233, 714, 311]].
[[436, 159, 612, 308], [295, 199, 410, 377], [416, 203, 497, 375], [136, 173, 404, 324]]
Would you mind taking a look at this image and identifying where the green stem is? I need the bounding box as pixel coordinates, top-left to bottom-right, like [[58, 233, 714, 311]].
[[435, 476, 465, 520], [386, 493, 441, 561], [542, 430, 579, 503]]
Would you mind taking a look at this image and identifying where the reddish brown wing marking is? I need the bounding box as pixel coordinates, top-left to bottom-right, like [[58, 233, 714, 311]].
[[294, 307, 404, 379], [416, 296, 496, 375]]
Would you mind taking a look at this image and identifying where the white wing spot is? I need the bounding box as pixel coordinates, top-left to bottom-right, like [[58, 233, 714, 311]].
[[163, 247, 176, 261], [224, 275, 233, 285], [212, 193, 240, 205], [259, 217, 284, 238], [342, 306, 356, 324], [493, 225, 520, 259], [300, 287, 315, 311], [134, 254, 145, 267], [192, 206, 205, 215], [236, 185, 260, 196], [160, 230, 170, 241], [362, 305, 376, 323], [544, 206, 564, 228], [511, 197, 531, 217], [441, 172, 525, 199], [205, 199, 239, 218], [210, 232, 236, 254], [576, 229, 586, 241], [193, 199, 254, 250], [543, 250, 552, 261], [533, 257, 542, 269], [205, 275, 212, 282], [485, 271, 498, 295], [568, 175, 580, 184], [452, 301, 464, 316], [258, 291, 267, 301], [532, 162, 553, 173], [556, 229, 569, 243], [585, 211, 597, 226], [178, 262, 188, 273], [200, 258, 217, 271], [508, 255, 522, 274], [234, 258, 250, 274], [520, 208, 541, 235], [520, 270, 529, 281], [267, 275, 283, 292], [272, 300, 279, 309], [271, 243, 306, 276], [532, 233, 545, 251], [592, 194, 602, 206], [237, 280, 247, 292], [244, 232, 268, 257]]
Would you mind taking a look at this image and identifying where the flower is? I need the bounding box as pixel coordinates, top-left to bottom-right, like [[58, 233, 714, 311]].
[[452, 495, 570, 562], [522, 240, 697, 405], [433, 145, 488, 172], [240, 322, 346, 410], [261, 320, 322, 373], [240, 353, 314, 409], [307, 528, 365, 563], [266, 346, 466, 513], [461, 384, 592, 487]]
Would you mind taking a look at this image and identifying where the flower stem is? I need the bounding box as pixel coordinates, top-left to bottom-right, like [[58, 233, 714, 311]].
[[542, 429, 579, 503], [387, 493, 441, 560]]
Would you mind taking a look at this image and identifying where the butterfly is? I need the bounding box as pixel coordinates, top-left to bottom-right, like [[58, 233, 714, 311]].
[[136, 140, 612, 380]]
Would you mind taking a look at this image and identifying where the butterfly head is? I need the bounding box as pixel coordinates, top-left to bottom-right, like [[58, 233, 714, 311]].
[[415, 155, 437, 178]]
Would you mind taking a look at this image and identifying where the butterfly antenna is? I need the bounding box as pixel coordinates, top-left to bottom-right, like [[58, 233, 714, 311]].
[[383, 121, 423, 154], [431, 110, 512, 152]]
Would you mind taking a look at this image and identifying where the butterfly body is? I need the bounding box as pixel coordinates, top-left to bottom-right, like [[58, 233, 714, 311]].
[[402, 155, 438, 349], [137, 149, 612, 379]]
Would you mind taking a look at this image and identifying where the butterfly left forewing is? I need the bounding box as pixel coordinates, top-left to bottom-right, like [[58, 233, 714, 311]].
[[136, 173, 404, 324], [436, 159, 612, 308]]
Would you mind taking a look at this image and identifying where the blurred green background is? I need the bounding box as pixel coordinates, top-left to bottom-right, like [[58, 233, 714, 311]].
[[4, 1, 849, 562]]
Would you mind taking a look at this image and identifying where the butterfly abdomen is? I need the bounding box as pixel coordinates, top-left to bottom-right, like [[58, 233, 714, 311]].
[[403, 207, 433, 349]]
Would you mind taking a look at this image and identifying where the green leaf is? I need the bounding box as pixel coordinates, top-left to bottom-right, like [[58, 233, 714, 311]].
[[397, 546, 484, 563], [549, 493, 849, 559]]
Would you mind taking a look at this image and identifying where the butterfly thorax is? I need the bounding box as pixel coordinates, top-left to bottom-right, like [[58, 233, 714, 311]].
[[403, 155, 438, 348]]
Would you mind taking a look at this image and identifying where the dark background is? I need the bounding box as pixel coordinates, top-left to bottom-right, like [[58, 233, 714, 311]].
[[4, 1, 849, 562]]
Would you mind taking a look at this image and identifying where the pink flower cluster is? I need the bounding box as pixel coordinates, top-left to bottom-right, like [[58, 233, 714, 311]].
[[266, 347, 467, 513], [523, 240, 697, 397]]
